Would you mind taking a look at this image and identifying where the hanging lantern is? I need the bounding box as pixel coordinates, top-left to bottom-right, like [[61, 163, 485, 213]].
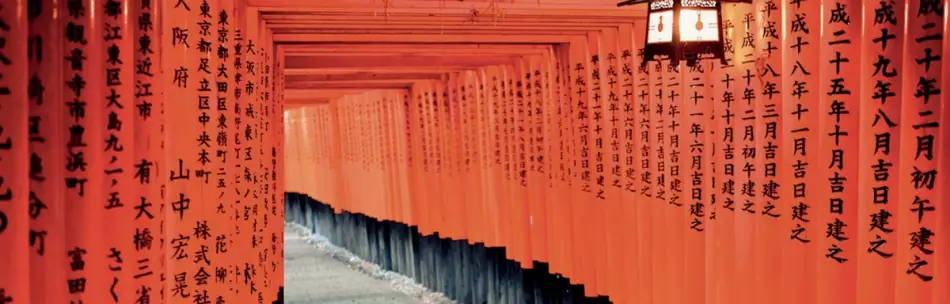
[[618, 0, 750, 67]]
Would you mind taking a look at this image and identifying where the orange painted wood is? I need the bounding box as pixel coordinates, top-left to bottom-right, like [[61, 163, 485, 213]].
[[463, 71, 485, 244], [98, 0, 137, 301], [554, 44, 577, 280], [398, 91, 413, 226], [214, 1, 239, 300], [629, 20, 655, 304], [683, 52, 710, 304], [382, 93, 394, 222], [703, 56, 719, 304], [752, 1, 784, 304], [778, 0, 818, 303], [442, 78, 462, 240], [269, 2, 950, 304], [11, 1, 950, 303], [523, 57, 540, 268], [428, 81, 444, 238], [247, 8, 266, 301], [527, 54, 550, 269], [653, 57, 673, 304], [938, 10, 950, 303], [497, 67, 513, 258], [568, 36, 594, 293], [63, 0, 109, 302], [476, 68, 490, 246], [816, 1, 861, 303], [493, 67, 509, 260], [711, 19, 738, 301], [132, 0, 165, 303], [599, 28, 624, 303], [408, 83, 427, 235], [237, 0, 254, 298], [542, 48, 568, 278], [28, 1, 66, 302], [380, 92, 393, 223], [613, 25, 639, 303], [453, 78, 469, 241], [497, 64, 512, 252], [262, 23, 279, 301], [247, 0, 646, 13], [585, 31, 609, 297], [856, 1, 903, 303], [437, 85, 447, 235], [490, 66, 506, 247], [538, 52, 558, 272], [275, 45, 286, 294], [732, 4, 757, 304], [420, 83, 435, 235], [0, 1, 31, 303], [512, 59, 532, 268], [647, 58, 666, 304], [162, 0, 202, 301], [895, 1, 942, 303], [662, 46, 686, 304]]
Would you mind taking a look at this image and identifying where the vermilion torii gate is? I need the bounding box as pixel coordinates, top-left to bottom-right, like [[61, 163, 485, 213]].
[[2, 1, 285, 303], [2, 0, 950, 304]]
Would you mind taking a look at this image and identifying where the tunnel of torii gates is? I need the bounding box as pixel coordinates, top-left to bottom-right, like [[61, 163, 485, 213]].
[[3, 0, 950, 304]]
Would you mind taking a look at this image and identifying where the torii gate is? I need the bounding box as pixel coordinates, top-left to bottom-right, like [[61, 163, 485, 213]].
[[1, 1, 949, 304]]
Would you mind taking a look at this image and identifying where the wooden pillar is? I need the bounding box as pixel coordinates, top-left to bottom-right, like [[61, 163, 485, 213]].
[[192, 0, 221, 301], [816, 1, 862, 303], [616, 24, 642, 304], [28, 0, 66, 302], [600, 28, 624, 303], [896, 1, 943, 303], [586, 31, 609, 298], [662, 45, 686, 304], [777, 0, 819, 302], [211, 0, 236, 301], [99, 0, 136, 300], [646, 49, 665, 304], [753, 0, 785, 302], [162, 0, 200, 302], [131, 0, 164, 302], [65, 0, 107, 302], [630, 20, 656, 304], [274, 47, 285, 295], [732, 4, 757, 303], [0, 1, 30, 303], [568, 36, 595, 294], [857, 1, 904, 303], [683, 40, 711, 304]]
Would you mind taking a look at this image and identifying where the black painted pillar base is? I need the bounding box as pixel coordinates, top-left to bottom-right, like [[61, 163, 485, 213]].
[[271, 286, 284, 304], [284, 192, 612, 304]]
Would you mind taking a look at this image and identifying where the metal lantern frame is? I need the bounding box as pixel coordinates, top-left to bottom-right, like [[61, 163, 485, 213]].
[[618, 0, 751, 67]]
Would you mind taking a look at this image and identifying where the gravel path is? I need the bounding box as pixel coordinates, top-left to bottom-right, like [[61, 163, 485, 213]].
[[284, 231, 421, 304]]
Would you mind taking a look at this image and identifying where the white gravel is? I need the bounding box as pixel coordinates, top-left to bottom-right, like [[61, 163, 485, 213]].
[[286, 223, 456, 304]]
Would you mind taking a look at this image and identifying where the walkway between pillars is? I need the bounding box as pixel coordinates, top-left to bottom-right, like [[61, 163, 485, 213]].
[[284, 231, 421, 304]]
